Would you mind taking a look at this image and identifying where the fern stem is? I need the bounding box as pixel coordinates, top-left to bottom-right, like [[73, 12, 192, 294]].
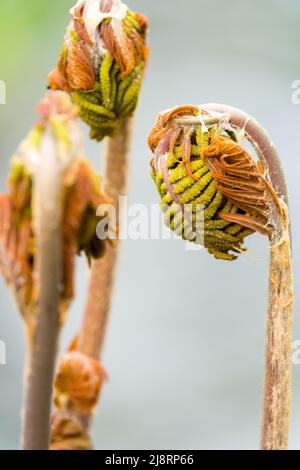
[[22, 130, 63, 450], [77, 119, 133, 360], [202, 104, 293, 450]]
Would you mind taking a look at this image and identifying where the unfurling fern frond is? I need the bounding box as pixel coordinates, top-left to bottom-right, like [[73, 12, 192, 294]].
[[149, 105, 279, 260], [48, 0, 149, 141]]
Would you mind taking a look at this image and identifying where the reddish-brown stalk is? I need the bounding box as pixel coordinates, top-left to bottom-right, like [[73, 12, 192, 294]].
[[177, 103, 293, 450]]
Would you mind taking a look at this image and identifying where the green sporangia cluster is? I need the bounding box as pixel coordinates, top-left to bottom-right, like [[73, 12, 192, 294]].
[[48, 1, 149, 141], [71, 53, 145, 141], [150, 128, 254, 261]]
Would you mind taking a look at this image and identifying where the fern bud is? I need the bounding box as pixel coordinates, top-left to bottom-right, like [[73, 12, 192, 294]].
[[48, 0, 149, 142], [0, 92, 109, 329], [54, 349, 107, 414], [148, 105, 279, 260]]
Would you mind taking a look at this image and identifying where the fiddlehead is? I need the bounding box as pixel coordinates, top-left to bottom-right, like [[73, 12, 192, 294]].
[[149, 105, 280, 260], [48, 0, 149, 141], [0, 92, 110, 334], [149, 103, 293, 450]]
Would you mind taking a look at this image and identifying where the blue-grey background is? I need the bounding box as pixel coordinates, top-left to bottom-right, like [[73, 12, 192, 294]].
[[0, 0, 299, 450]]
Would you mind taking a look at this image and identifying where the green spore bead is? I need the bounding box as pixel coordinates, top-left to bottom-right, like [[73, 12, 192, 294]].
[[108, 63, 120, 112], [71, 92, 115, 119], [100, 54, 114, 108], [124, 10, 143, 33]]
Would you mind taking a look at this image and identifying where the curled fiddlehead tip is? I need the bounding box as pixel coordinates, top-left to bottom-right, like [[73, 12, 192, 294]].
[[0, 92, 110, 331], [148, 105, 282, 261], [53, 336, 107, 414], [48, 0, 149, 142]]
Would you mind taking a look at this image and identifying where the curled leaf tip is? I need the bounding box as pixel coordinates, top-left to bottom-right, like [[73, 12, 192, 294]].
[[202, 136, 276, 237], [73, 4, 94, 46], [148, 105, 199, 153]]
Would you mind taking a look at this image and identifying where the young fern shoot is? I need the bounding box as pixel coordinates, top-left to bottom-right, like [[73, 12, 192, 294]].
[[148, 104, 293, 450], [0, 92, 109, 449], [48, 0, 149, 142], [48, 0, 149, 444]]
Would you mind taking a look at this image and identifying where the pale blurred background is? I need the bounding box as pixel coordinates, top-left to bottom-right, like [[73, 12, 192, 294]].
[[0, 0, 299, 450]]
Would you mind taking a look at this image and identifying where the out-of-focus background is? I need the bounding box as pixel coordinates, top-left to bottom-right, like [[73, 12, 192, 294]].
[[0, 0, 299, 450]]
